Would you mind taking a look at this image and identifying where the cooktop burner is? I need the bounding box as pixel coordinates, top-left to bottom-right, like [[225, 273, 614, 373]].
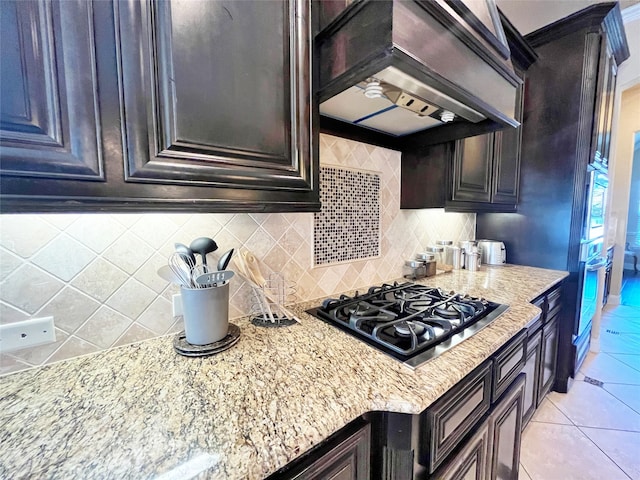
[[307, 282, 508, 369]]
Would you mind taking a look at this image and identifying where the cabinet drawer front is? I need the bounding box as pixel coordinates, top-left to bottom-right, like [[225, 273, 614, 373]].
[[524, 313, 542, 334], [492, 330, 526, 402], [547, 286, 562, 313], [547, 303, 562, 323], [431, 418, 490, 480], [426, 362, 492, 473]]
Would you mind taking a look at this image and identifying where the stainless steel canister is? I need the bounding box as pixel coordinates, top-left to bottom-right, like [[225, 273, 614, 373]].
[[404, 259, 426, 280], [466, 247, 481, 272], [459, 240, 477, 269], [426, 245, 444, 266], [448, 246, 463, 269]]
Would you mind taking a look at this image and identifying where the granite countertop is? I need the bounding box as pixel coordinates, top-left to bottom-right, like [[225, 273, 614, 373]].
[[0, 265, 568, 479]]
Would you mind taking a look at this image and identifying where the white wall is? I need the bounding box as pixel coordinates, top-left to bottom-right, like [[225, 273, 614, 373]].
[[606, 6, 640, 301], [496, 0, 640, 35]]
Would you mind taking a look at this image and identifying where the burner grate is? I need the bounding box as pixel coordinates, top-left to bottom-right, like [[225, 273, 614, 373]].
[[307, 281, 507, 368]]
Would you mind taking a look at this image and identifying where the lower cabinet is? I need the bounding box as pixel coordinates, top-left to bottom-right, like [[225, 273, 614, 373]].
[[431, 417, 491, 480], [521, 330, 542, 426], [538, 316, 559, 403], [520, 283, 562, 429], [434, 374, 525, 480], [269, 421, 370, 480], [488, 374, 524, 480]]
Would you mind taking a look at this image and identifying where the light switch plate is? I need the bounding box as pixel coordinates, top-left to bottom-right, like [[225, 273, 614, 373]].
[[172, 294, 183, 317], [0, 317, 56, 352]]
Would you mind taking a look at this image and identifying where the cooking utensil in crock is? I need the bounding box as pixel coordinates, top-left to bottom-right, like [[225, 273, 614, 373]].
[[174, 243, 196, 268], [189, 237, 218, 268], [242, 250, 266, 286], [157, 265, 183, 285], [217, 248, 234, 271], [169, 252, 195, 288]]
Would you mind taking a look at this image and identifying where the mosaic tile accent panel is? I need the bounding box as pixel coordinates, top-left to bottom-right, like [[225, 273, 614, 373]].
[[0, 133, 475, 376], [314, 167, 380, 265]]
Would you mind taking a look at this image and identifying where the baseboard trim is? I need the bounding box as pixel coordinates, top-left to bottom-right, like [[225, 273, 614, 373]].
[[608, 294, 621, 305]]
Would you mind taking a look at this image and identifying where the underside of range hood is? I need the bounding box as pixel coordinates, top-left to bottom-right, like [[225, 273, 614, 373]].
[[320, 66, 487, 137], [316, 0, 522, 145]]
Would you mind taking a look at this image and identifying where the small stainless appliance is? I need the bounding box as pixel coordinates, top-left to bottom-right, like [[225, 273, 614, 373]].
[[307, 282, 508, 369], [477, 240, 507, 265]]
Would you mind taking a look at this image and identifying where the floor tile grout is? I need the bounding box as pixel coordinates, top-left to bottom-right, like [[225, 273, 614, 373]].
[[576, 425, 635, 480], [520, 299, 640, 480]]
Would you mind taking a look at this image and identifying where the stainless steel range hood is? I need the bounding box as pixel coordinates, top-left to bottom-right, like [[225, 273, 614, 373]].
[[316, 0, 522, 140]]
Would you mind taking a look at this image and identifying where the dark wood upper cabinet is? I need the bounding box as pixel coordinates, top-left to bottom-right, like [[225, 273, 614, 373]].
[[448, 73, 524, 209], [590, 36, 617, 173], [451, 133, 494, 204], [0, 0, 104, 181], [0, 0, 319, 213], [115, 0, 312, 190]]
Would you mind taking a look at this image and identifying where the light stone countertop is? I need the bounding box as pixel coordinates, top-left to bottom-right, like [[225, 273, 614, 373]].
[[0, 265, 568, 479]]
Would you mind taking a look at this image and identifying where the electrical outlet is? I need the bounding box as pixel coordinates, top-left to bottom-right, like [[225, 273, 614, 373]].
[[172, 294, 183, 317], [0, 316, 56, 353]]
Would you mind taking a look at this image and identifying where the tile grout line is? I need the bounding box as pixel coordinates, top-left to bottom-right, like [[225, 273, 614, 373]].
[[576, 425, 634, 480], [520, 462, 534, 480]]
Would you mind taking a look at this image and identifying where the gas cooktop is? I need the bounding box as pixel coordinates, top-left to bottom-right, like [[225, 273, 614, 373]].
[[307, 282, 508, 369]]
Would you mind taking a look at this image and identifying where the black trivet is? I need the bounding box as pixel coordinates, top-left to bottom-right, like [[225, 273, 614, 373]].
[[173, 323, 240, 357]]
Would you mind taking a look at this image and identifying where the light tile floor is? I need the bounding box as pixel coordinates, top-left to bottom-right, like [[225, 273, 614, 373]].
[[519, 299, 640, 480]]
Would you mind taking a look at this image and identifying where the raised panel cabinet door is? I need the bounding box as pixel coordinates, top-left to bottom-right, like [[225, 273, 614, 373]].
[[491, 77, 523, 204], [287, 423, 370, 480], [590, 36, 615, 172], [521, 330, 542, 428], [115, 0, 314, 193], [488, 374, 524, 480], [0, 0, 104, 180], [538, 316, 559, 403], [600, 46, 617, 171], [430, 419, 490, 480], [451, 133, 493, 203]]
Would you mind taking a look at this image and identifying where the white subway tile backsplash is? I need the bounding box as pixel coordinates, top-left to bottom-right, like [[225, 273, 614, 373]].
[[0, 134, 475, 375]]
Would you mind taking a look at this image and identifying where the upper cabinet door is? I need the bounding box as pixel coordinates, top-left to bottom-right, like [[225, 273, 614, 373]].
[[590, 36, 616, 173], [492, 78, 524, 204], [0, 0, 104, 180], [115, 0, 313, 192], [451, 133, 494, 203]]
